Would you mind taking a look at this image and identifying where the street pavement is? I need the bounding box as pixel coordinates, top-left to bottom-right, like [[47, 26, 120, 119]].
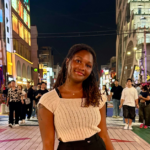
[[0, 106, 150, 150]]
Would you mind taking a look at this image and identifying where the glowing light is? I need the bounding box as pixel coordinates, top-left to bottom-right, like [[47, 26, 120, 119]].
[[28, 14, 30, 29], [12, 0, 18, 11], [0, 10, 3, 23], [133, 47, 137, 51], [7, 52, 12, 75], [24, 9, 28, 25], [14, 53, 33, 64], [19, 22, 24, 39], [12, 14, 18, 34], [18, 1, 23, 19], [127, 51, 131, 55]]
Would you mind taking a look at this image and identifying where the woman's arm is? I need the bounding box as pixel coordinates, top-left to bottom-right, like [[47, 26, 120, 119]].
[[38, 104, 55, 150], [139, 95, 150, 101], [98, 105, 114, 150]]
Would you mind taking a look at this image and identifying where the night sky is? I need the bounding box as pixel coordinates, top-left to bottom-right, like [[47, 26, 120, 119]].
[[30, 0, 116, 68]]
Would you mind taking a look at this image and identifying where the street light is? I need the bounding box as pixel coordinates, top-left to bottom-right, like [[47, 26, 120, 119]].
[[127, 51, 131, 55]]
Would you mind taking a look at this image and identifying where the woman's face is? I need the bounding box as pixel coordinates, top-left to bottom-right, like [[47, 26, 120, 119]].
[[67, 50, 93, 83], [18, 86, 21, 90]]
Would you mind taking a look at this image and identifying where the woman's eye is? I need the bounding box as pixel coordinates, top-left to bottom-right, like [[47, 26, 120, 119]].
[[86, 65, 92, 68], [76, 59, 81, 63]]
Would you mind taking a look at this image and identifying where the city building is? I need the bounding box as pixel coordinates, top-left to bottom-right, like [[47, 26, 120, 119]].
[[4, 0, 32, 85], [100, 57, 116, 90], [31, 26, 39, 86], [0, 0, 7, 87], [53, 64, 61, 83], [38, 47, 54, 89], [116, 0, 150, 87]]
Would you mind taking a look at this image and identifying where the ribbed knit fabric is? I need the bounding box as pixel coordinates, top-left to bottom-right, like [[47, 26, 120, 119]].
[[38, 89, 106, 142]]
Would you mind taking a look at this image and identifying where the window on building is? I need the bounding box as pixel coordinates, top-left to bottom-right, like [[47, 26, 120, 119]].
[[28, 32, 31, 46], [27, 14, 30, 29], [24, 9, 28, 25], [7, 27, 9, 32], [7, 38, 9, 43], [6, 17, 8, 23], [12, 14, 18, 33], [138, 8, 141, 14], [6, 3, 8, 9], [24, 28, 28, 43], [12, 0, 18, 11], [18, 1, 23, 19], [19, 22, 24, 39]]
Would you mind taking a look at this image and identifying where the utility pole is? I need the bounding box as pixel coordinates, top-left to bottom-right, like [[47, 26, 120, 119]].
[[144, 26, 147, 82]]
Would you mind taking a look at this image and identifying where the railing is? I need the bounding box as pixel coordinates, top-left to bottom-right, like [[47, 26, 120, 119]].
[[134, 22, 150, 29], [132, 8, 150, 15], [137, 37, 150, 44], [129, 0, 150, 2]]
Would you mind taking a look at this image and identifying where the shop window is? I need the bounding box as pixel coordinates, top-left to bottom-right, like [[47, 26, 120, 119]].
[[12, 0, 18, 11], [12, 14, 18, 34], [19, 22, 24, 39]]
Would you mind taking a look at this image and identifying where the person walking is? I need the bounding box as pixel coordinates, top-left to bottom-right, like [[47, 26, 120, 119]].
[[110, 79, 123, 118], [6, 80, 22, 128], [35, 82, 48, 104], [139, 85, 150, 129], [119, 78, 139, 130], [136, 84, 141, 96], [101, 85, 109, 117], [24, 81, 34, 120], [38, 44, 113, 150], [18, 85, 27, 124]]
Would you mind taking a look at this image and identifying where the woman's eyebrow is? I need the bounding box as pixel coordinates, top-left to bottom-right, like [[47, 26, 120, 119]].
[[75, 56, 92, 64]]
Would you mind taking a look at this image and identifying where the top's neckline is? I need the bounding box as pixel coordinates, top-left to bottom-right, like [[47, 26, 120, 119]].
[[54, 89, 85, 100]]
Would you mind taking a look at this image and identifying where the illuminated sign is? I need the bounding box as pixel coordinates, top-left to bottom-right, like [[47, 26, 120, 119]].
[[0, 10, 3, 23], [5, 0, 13, 52], [104, 70, 109, 75], [147, 75, 150, 81]]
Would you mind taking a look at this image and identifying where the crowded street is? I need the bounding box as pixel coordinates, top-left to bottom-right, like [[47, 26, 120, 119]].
[[1, 0, 150, 150]]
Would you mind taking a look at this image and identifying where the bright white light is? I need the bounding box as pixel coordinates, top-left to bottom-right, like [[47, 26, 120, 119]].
[[127, 51, 131, 55], [134, 47, 137, 51]]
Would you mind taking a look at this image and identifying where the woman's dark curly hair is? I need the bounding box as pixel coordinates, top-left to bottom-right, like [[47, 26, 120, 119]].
[[53, 44, 102, 107]]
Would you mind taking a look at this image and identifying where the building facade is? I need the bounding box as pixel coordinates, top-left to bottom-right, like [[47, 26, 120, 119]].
[[116, 0, 150, 87], [38, 47, 54, 89], [53, 64, 61, 82], [4, 0, 32, 85], [31, 26, 38, 86]]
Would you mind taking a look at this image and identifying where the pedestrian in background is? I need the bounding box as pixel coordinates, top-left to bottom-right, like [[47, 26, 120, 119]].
[[101, 85, 109, 117], [7, 80, 22, 128], [24, 81, 34, 120], [139, 85, 150, 129], [119, 78, 139, 130], [31, 86, 36, 118], [110, 79, 123, 118], [35, 82, 48, 104]]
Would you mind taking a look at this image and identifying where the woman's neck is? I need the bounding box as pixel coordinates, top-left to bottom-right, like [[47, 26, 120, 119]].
[[63, 78, 83, 91]]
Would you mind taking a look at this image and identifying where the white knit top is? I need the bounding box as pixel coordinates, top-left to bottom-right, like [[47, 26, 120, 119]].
[[38, 89, 106, 142]]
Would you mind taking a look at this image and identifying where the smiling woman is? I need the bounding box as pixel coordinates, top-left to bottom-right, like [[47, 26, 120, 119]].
[[38, 44, 114, 150]]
